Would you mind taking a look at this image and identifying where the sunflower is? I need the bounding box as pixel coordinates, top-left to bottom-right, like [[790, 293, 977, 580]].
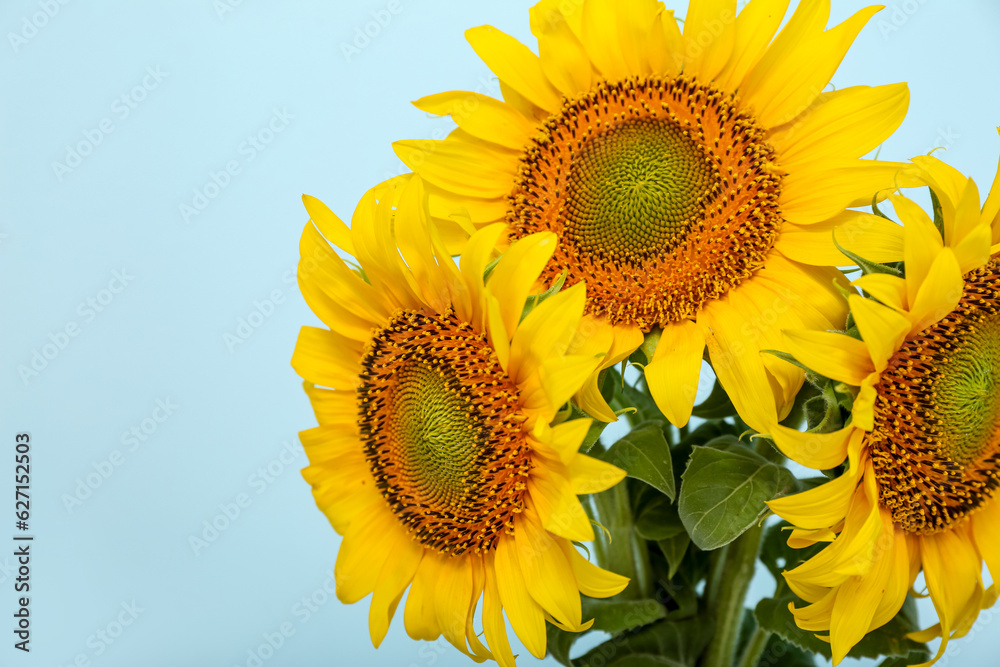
[[767, 151, 1000, 665], [393, 0, 913, 430], [291, 174, 629, 665]]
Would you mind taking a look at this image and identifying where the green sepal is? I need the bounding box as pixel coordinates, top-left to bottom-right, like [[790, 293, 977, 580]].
[[521, 270, 568, 321], [832, 230, 903, 277], [929, 187, 946, 241]]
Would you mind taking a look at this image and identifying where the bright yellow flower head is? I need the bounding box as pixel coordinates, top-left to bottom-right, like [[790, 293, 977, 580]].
[[291, 174, 629, 665], [768, 147, 1000, 665], [393, 0, 912, 432]]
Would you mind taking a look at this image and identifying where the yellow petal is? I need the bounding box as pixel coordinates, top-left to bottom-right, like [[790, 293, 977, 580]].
[[907, 247, 963, 334], [771, 84, 909, 168], [483, 556, 517, 667], [785, 477, 884, 587], [460, 222, 506, 330], [894, 193, 944, 306], [985, 145, 1000, 237], [644, 319, 705, 428], [828, 511, 900, 664], [291, 326, 362, 391], [782, 329, 874, 386], [509, 282, 586, 385], [494, 534, 548, 658], [404, 554, 442, 641], [648, 9, 685, 76], [413, 90, 536, 151], [715, 0, 790, 91], [302, 194, 355, 256], [972, 498, 1000, 586], [580, 0, 629, 80], [782, 161, 911, 226], [466, 25, 563, 112], [916, 529, 983, 665], [777, 211, 904, 266], [335, 505, 398, 604], [853, 273, 908, 312], [849, 294, 910, 373], [369, 535, 423, 647], [393, 136, 518, 199], [700, 299, 778, 432], [538, 418, 592, 466], [486, 294, 511, 371], [488, 232, 558, 336], [768, 423, 853, 471], [515, 513, 584, 630], [527, 467, 594, 542], [742, 4, 880, 128], [682, 0, 737, 82], [433, 555, 477, 656], [909, 154, 968, 218], [529, 0, 594, 96], [569, 453, 627, 495], [768, 468, 858, 529], [558, 540, 630, 598]]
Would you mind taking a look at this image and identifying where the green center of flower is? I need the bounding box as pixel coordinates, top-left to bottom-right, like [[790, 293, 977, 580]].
[[564, 117, 719, 261], [871, 258, 1000, 534], [388, 360, 481, 509], [358, 310, 531, 555], [933, 319, 1000, 465]]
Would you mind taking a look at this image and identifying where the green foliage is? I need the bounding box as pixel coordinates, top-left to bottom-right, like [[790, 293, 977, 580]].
[[677, 441, 796, 550], [602, 422, 676, 500], [581, 598, 669, 635]]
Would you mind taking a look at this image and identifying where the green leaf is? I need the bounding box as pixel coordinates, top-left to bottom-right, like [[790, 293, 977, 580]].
[[756, 634, 817, 667], [635, 493, 686, 541], [690, 378, 739, 419], [677, 445, 796, 550], [603, 423, 676, 501], [545, 622, 579, 666], [582, 598, 668, 635], [573, 616, 714, 667], [657, 533, 690, 580]]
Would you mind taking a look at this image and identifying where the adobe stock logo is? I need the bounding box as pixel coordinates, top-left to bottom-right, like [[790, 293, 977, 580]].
[[7, 0, 72, 53], [340, 0, 403, 62], [51, 67, 168, 181]]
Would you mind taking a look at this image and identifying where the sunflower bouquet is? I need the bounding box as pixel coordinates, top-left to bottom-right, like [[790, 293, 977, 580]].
[[290, 1, 999, 666]]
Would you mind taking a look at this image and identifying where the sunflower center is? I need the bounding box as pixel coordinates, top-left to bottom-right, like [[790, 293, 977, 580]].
[[564, 117, 720, 260], [510, 75, 781, 329], [358, 309, 531, 555], [870, 258, 1000, 534]]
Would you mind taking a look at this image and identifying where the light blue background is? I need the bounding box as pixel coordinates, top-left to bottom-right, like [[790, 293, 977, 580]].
[[2, 0, 999, 665]]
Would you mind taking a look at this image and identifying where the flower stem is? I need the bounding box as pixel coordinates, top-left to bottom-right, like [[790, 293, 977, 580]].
[[702, 522, 764, 667], [737, 625, 772, 667], [588, 482, 653, 599]]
